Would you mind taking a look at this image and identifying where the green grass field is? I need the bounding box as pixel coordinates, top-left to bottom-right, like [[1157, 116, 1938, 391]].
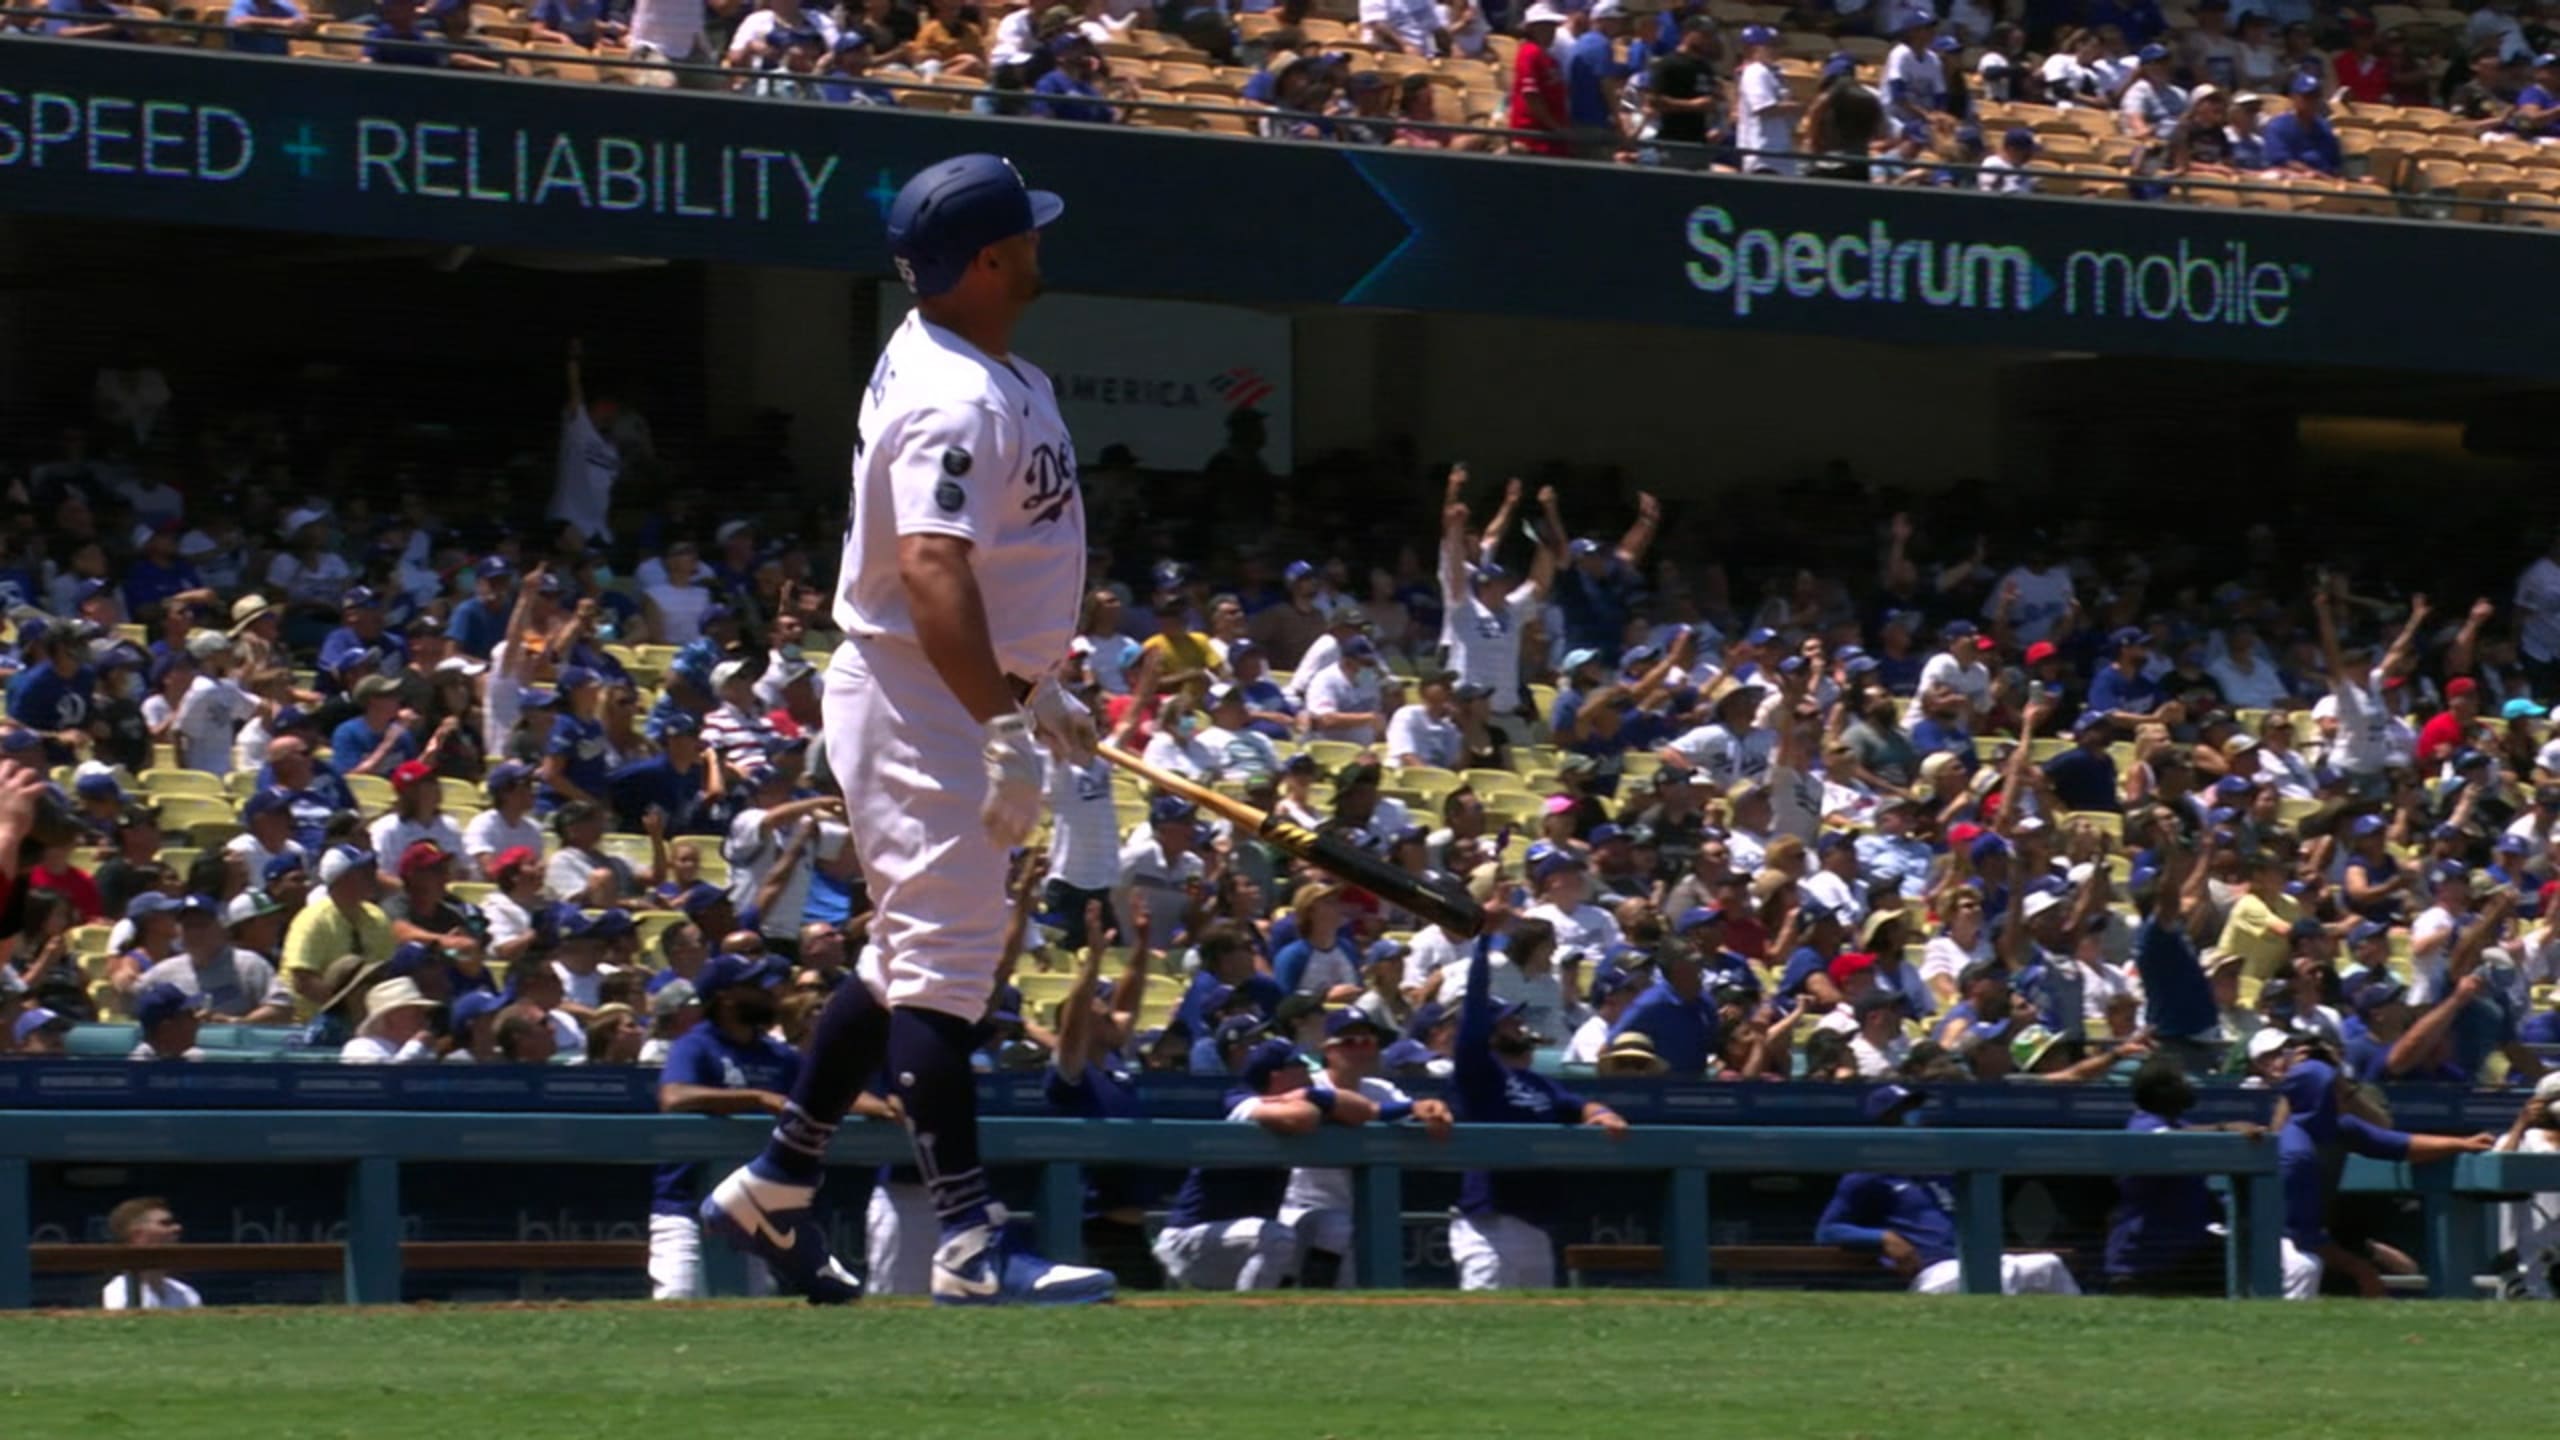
[[2, 1292, 2543, 1439]]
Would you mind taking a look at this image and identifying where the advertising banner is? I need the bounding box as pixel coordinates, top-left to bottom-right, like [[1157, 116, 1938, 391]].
[[876, 289, 1292, 472], [3, 43, 2552, 373]]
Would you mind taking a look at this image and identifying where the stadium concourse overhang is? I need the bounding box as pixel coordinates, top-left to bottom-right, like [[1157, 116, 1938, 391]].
[[3, 40, 2558, 500]]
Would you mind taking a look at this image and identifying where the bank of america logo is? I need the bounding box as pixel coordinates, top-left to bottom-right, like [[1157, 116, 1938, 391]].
[[1211, 367, 1275, 411]]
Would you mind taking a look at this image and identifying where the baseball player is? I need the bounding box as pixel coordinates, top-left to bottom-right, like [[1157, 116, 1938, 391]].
[[1279, 1008, 1452, 1286], [1155, 1036, 1377, 1291], [701, 153, 1114, 1307], [1815, 1084, 2082, 1295], [1448, 916, 1627, 1289]]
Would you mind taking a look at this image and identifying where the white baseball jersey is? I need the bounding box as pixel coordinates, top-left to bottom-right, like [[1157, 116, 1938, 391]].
[[1440, 545, 1537, 709], [1044, 754, 1123, 890], [836, 311, 1085, 680]]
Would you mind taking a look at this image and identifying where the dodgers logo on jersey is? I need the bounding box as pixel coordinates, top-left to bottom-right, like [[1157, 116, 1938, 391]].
[[1021, 443, 1076, 527]]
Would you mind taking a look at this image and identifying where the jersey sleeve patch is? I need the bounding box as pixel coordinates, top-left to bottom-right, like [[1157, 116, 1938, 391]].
[[889, 404, 1009, 543]]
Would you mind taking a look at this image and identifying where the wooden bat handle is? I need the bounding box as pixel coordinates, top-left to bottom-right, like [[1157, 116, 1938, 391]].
[[1094, 742, 1274, 836]]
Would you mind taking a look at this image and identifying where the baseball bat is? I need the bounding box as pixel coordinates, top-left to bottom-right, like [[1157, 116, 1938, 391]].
[[1094, 742, 1487, 938]]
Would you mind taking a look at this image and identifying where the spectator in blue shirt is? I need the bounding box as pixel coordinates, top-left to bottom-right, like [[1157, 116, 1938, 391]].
[[610, 710, 716, 837], [45, 0, 126, 38], [2085, 627, 2167, 729], [820, 31, 899, 103], [364, 0, 447, 64], [1552, 494, 1658, 653], [1034, 36, 1120, 124], [6, 621, 95, 765], [331, 675, 420, 779], [2042, 711, 2122, 813], [224, 0, 309, 54], [527, 0, 621, 47], [121, 525, 214, 621], [318, 588, 409, 694], [542, 665, 613, 810], [2260, 73, 2342, 174], [1559, 1, 1629, 142], [448, 560, 513, 660], [1606, 930, 1715, 1076]]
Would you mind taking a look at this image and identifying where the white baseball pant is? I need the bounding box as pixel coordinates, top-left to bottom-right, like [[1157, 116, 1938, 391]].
[[864, 1181, 938, 1296], [2280, 1238, 2323, 1300], [1449, 1212, 1555, 1291], [1280, 1203, 1358, 1288], [825, 639, 1012, 1023], [1152, 1218, 1299, 1291], [647, 1214, 776, 1300], [1910, 1254, 2083, 1295]]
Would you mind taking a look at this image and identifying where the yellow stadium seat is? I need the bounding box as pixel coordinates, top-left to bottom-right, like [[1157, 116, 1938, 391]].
[[346, 774, 395, 814], [71, 924, 115, 958], [140, 769, 225, 798], [152, 794, 238, 831]]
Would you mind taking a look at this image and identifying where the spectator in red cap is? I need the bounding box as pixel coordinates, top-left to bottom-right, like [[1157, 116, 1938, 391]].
[[370, 761, 471, 877], [2416, 676, 2485, 771], [482, 845, 549, 968], [385, 840, 489, 989]]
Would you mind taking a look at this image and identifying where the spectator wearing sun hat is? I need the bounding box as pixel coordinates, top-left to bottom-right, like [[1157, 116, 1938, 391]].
[[338, 975, 439, 1064]]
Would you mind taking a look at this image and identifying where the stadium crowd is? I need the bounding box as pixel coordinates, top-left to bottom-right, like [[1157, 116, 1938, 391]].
[[11, 336, 2560, 1297], [15, 0, 2560, 205]]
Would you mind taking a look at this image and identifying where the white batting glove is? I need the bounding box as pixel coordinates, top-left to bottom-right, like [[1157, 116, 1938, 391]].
[[981, 712, 1044, 848], [1027, 673, 1098, 763]]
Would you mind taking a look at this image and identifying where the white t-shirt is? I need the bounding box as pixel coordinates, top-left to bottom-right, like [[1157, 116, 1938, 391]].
[[2329, 666, 2392, 776], [1406, 924, 1464, 996], [1441, 564, 1537, 710], [223, 832, 306, 877], [2118, 76, 2186, 134], [1200, 724, 1284, 781], [1566, 1012, 1610, 1064], [102, 1274, 202, 1310], [2041, 51, 2094, 99], [370, 814, 473, 877], [1306, 663, 1384, 745], [726, 4, 838, 58], [837, 311, 1084, 679], [484, 891, 536, 950], [164, 675, 255, 775], [550, 407, 621, 544], [1881, 43, 1946, 113], [1909, 652, 1992, 721], [1288, 633, 1344, 701], [1921, 932, 1992, 992], [2207, 651, 2288, 710], [724, 809, 849, 938], [1044, 754, 1122, 891], [988, 4, 1035, 63], [2076, 956, 2140, 1023], [646, 582, 715, 646], [1979, 153, 2037, 193], [1358, 0, 1438, 53], [1667, 722, 1772, 789], [1988, 565, 2074, 644], [1116, 833, 1205, 952], [1851, 1030, 1910, 1077], [1385, 704, 1460, 770], [1737, 60, 1796, 174], [1768, 762, 1824, 843], [267, 550, 352, 608], [339, 1034, 435, 1064], [1141, 728, 1222, 782], [464, 809, 544, 867], [1524, 900, 1622, 958]]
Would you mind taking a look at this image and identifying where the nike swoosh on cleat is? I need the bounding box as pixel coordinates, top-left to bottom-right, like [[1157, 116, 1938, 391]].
[[728, 1189, 804, 1254], [937, 1266, 1002, 1297]]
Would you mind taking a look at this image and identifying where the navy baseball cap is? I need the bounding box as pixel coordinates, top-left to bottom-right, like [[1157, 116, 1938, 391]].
[[2290, 70, 2322, 95], [2347, 919, 2389, 946], [1941, 619, 1977, 638], [1740, 21, 1777, 43], [1149, 795, 1199, 826], [2348, 813, 2386, 838], [676, 882, 730, 918], [1324, 1008, 1395, 1041], [1863, 1084, 1927, 1124], [385, 940, 439, 977], [127, 891, 180, 920], [1675, 905, 1726, 934], [2354, 977, 2409, 1015], [695, 952, 787, 999], [134, 980, 203, 1029], [887, 154, 1063, 298], [485, 760, 533, 796], [451, 990, 506, 1028], [556, 665, 601, 692]]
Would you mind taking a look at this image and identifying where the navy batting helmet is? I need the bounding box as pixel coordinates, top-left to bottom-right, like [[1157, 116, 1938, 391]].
[[885, 153, 1064, 298]]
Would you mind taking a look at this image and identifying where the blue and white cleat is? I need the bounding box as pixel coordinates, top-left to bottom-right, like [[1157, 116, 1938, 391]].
[[930, 1216, 1116, 1307], [700, 1165, 865, 1306]]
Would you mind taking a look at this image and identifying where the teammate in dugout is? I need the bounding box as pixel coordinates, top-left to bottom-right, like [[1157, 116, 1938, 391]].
[[698, 153, 1118, 1306]]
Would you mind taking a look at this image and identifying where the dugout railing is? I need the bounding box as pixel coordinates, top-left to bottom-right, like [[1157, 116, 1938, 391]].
[[0, 1109, 2289, 1305]]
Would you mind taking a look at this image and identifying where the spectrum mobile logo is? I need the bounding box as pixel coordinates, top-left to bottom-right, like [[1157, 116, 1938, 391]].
[[1681, 205, 2305, 328]]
